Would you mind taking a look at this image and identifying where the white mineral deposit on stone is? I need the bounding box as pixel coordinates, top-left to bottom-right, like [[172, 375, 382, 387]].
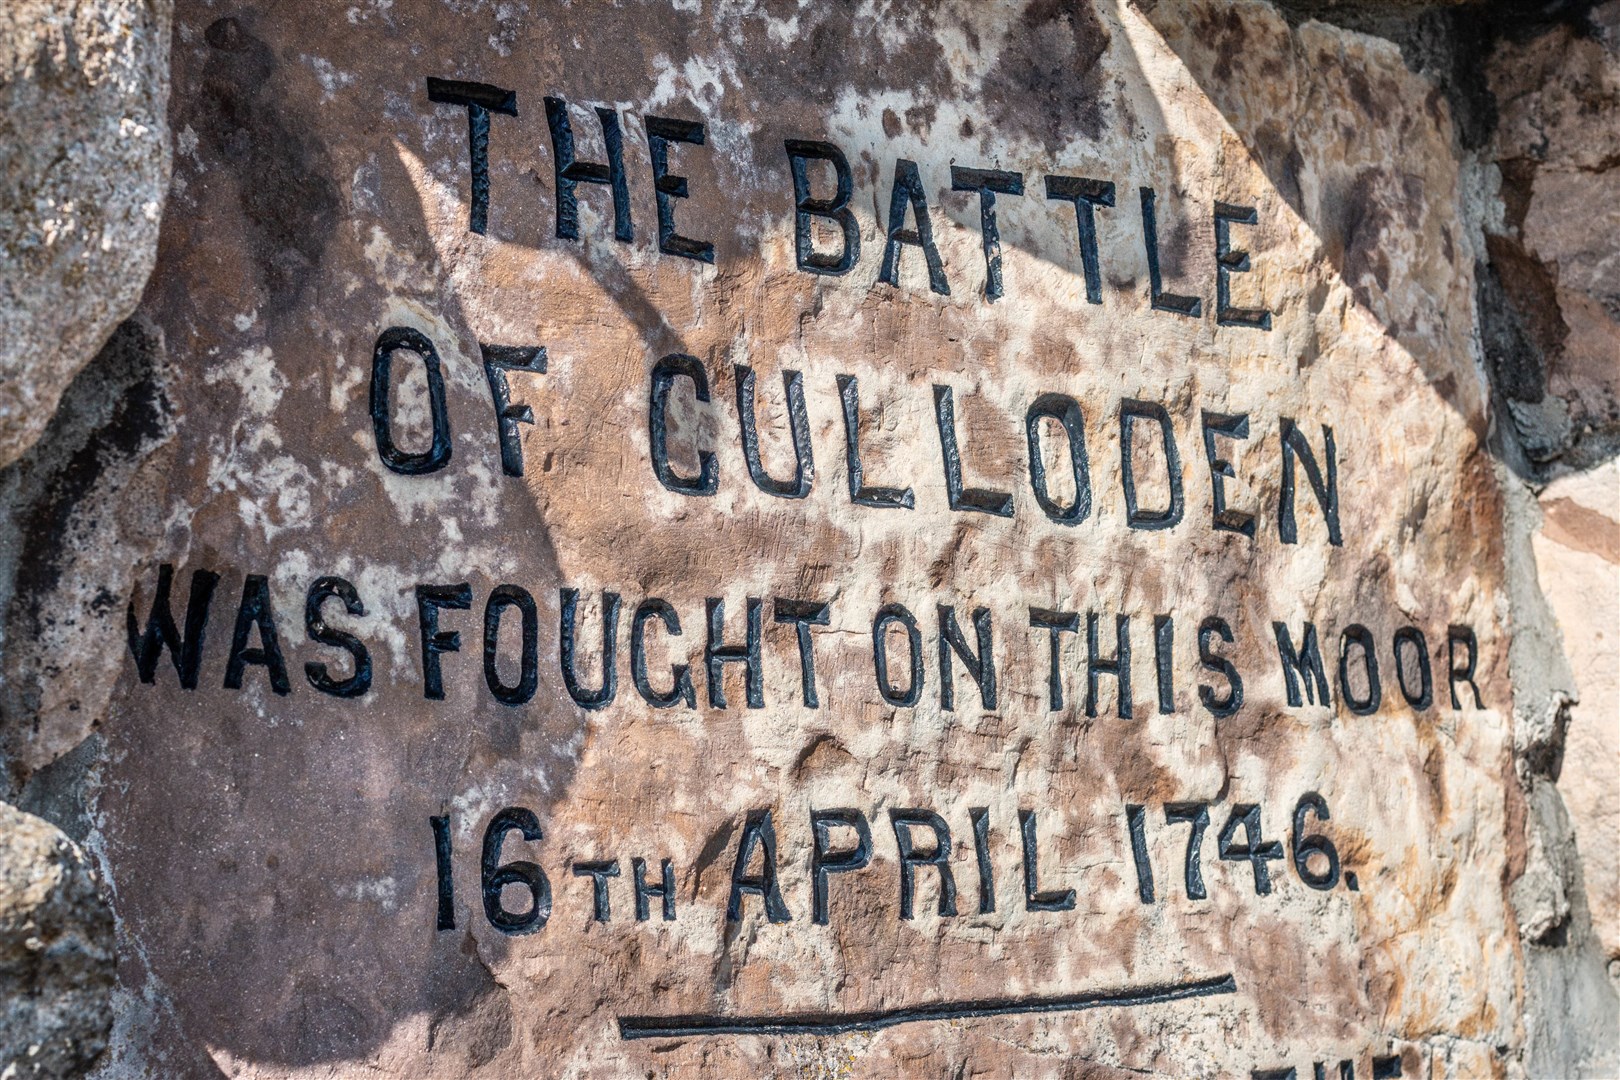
[[0, 2, 1617, 1079]]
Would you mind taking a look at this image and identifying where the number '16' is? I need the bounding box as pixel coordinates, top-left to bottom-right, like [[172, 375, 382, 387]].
[[431, 808, 552, 934]]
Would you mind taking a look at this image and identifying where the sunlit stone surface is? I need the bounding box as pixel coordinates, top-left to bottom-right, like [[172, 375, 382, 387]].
[[64, 2, 1614, 1076]]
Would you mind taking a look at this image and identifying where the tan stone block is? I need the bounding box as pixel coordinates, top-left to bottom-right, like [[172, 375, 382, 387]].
[[1532, 460, 1620, 962]]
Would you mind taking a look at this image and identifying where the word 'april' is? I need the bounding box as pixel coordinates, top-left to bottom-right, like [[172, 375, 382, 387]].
[[425, 79, 1272, 319]]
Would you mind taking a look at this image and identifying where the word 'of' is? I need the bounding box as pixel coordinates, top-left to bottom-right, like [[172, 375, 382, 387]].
[[372, 328, 1343, 544]]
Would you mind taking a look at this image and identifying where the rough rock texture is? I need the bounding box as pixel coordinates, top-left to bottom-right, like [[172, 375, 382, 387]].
[[77, 1, 1569, 1077], [1487, 2, 1620, 475], [1492, 447, 1617, 1077], [0, 1, 1607, 1079], [0, 801, 114, 1079], [1477, 6, 1620, 1074], [0, 2, 173, 1074], [0, 318, 177, 795], [0, 0, 172, 469], [1530, 463, 1619, 966]]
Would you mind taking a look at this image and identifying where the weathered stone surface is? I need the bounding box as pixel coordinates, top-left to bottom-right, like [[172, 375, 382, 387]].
[[4, 1, 1593, 1077], [1531, 461, 1619, 964], [1496, 452, 1619, 1077], [1476, 11, 1620, 1073], [0, 4, 171, 1075], [0, 319, 176, 795], [1487, 2, 1620, 473], [95, 2, 1511, 1075], [0, 801, 113, 1078], [0, 0, 172, 470]]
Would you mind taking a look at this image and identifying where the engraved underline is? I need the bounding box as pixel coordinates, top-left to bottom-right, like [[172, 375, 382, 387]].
[[617, 972, 1237, 1039]]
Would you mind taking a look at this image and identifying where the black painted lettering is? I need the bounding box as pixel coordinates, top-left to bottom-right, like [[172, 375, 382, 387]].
[[544, 96, 632, 242], [559, 588, 620, 710], [431, 814, 455, 931], [1217, 804, 1285, 895], [727, 808, 792, 923], [1120, 399, 1185, 530], [224, 574, 290, 695], [1025, 393, 1091, 525], [1086, 611, 1132, 719], [649, 354, 719, 496], [127, 563, 219, 690], [633, 857, 676, 921], [1214, 202, 1271, 329], [425, 78, 517, 236], [483, 584, 539, 706], [416, 583, 471, 701], [1197, 616, 1244, 718], [970, 807, 995, 914], [837, 374, 914, 509], [1273, 621, 1331, 708], [774, 598, 830, 708], [371, 327, 452, 476], [1165, 802, 1210, 900], [1278, 418, 1342, 546], [1154, 614, 1174, 714], [1126, 804, 1154, 904], [305, 575, 371, 698], [1291, 792, 1342, 891], [705, 597, 763, 709], [482, 806, 550, 935], [571, 859, 620, 922], [1338, 624, 1381, 716], [950, 166, 1023, 301], [784, 139, 858, 275], [1447, 625, 1483, 709], [736, 365, 813, 499], [1201, 411, 1256, 537], [644, 116, 714, 263], [1393, 626, 1433, 709], [877, 158, 949, 295], [873, 603, 923, 707], [1140, 186, 1201, 317], [934, 385, 1013, 517], [937, 604, 996, 711], [630, 598, 695, 709], [481, 343, 546, 477], [1029, 607, 1079, 711], [891, 809, 957, 919], [1043, 176, 1114, 304], [1019, 809, 1076, 911], [810, 807, 872, 925]]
